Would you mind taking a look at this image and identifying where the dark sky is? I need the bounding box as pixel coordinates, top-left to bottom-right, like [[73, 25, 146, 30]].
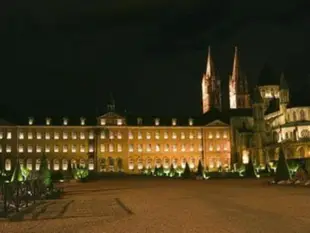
[[0, 1, 309, 118]]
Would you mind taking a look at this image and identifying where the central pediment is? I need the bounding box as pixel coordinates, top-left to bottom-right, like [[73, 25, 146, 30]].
[[97, 111, 126, 126]]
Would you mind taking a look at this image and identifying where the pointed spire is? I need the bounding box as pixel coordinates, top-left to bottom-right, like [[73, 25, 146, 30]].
[[206, 46, 214, 77], [232, 46, 239, 82], [280, 72, 289, 90]]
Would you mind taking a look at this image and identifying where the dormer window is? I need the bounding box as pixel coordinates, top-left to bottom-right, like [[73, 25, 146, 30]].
[[172, 118, 177, 126], [80, 117, 86, 126], [100, 119, 106, 125], [137, 117, 143, 125], [188, 118, 193, 126], [46, 118, 51, 125], [117, 119, 123, 126], [28, 117, 34, 125], [63, 117, 68, 125], [155, 118, 160, 126]]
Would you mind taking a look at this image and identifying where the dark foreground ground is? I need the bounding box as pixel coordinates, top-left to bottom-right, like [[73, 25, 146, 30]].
[[1, 178, 310, 233]]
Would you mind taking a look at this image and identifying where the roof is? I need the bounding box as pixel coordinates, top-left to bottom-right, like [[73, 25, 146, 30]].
[[257, 63, 278, 86], [265, 98, 279, 115]]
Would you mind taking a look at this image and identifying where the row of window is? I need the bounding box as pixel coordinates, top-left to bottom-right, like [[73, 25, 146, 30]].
[[28, 117, 195, 126], [0, 143, 229, 153], [0, 130, 228, 140]]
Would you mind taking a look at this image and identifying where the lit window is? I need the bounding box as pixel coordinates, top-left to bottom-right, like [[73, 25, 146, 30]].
[[181, 132, 185, 139], [5, 159, 11, 171], [80, 145, 85, 153], [109, 132, 114, 140], [189, 132, 194, 139], [46, 118, 51, 125], [36, 145, 42, 153], [155, 118, 160, 126], [109, 144, 114, 152], [138, 132, 142, 140], [28, 117, 34, 125], [223, 131, 228, 139], [28, 132, 33, 140], [164, 144, 169, 152], [189, 118, 194, 126], [172, 132, 177, 139], [197, 132, 202, 139], [54, 145, 59, 153], [19, 132, 24, 140], [45, 132, 51, 140], [72, 132, 77, 139], [128, 131, 133, 139], [89, 145, 94, 153], [190, 144, 194, 152], [100, 119, 106, 125], [27, 145, 33, 153], [53, 159, 59, 171], [100, 144, 105, 152], [164, 132, 168, 139], [146, 132, 151, 139], [62, 159, 68, 171], [117, 119, 123, 125], [63, 132, 68, 139], [7, 132, 12, 139], [89, 131, 94, 140], [0, 145, 2, 152], [6, 145, 11, 153], [137, 118, 143, 125], [199, 145, 203, 151], [54, 132, 59, 140], [155, 144, 160, 152], [172, 144, 177, 152], [181, 144, 186, 152], [216, 132, 220, 139], [216, 145, 220, 151], [80, 117, 86, 125], [80, 132, 85, 140], [129, 144, 134, 152], [18, 144, 24, 153], [0, 132, 3, 139], [27, 158, 32, 170], [117, 132, 122, 139], [63, 145, 68, 153], [63, 117, 68, 125], [172, 118, 177, 126], [71, 145, 77, 153], [117, 144, 122, 152], [155, 131, 160, 139], [224, 144, 228, 151], [146, 144, 151, 152], [36, 132, 42, 139], [45, 145, 50, 153], [137, 144, 142, 152], [209, 144, 213, 151], [208, 133, 213, 139], [100, 131, 106, 139]]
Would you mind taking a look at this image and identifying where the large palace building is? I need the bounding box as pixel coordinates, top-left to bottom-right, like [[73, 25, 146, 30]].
[[1, 46, 310, 173]]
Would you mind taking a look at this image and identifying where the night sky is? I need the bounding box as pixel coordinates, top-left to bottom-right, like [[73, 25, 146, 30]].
[[0, 1, 309, 119]]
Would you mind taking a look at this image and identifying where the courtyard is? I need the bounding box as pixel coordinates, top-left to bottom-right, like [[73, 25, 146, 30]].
[[1, 178, 310, 233]]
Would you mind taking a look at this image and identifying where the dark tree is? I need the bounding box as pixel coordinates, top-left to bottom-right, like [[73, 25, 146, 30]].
[[182, 162, 191, 179], [39, 154, 52, 187], [274, 147, 291, 182], [244, 156, 257, 178], [196, 160, 204, 177]]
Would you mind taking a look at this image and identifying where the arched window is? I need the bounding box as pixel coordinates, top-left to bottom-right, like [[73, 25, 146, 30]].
[[62, 159, 68, 170], [300, 110, 306, 121], [53, 159, 59, 170], [26, 158, 32, 170], [293, 111, 297, 121], [71, 159, 77, 169], [145, 158, 152, 169], [137, 158, 143, 170], [88, 159, 94, 170], [35, 159, 41, 171], [163, 157, 170, 169], [189, 158, 195, 169], [301, 129, 310, 138], [155, 158, 161, 168], [79, 159, 86, 168], [5, 159, 11, 171], [128, 158, 134, 170]]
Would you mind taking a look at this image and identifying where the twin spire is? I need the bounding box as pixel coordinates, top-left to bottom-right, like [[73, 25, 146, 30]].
[[202, 46, 251, 114]]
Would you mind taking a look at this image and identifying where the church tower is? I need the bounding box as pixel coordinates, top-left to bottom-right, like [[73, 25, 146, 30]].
[[202, 46, 222, 114], [279, 72, 289, 114], [229, 46, 251, 109]]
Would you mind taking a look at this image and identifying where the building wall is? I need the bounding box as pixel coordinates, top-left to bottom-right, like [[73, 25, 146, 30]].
[[0, 124, 231, 173]]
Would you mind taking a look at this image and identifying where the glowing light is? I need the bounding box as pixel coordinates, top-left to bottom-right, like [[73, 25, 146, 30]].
[[242, 150, 249, 164]]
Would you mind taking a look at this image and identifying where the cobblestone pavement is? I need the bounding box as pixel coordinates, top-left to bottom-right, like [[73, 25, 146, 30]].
[[1, 178, 310, 233]]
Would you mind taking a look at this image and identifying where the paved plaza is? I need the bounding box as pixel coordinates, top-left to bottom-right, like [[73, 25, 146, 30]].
[[1, 178, 310, 233]]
